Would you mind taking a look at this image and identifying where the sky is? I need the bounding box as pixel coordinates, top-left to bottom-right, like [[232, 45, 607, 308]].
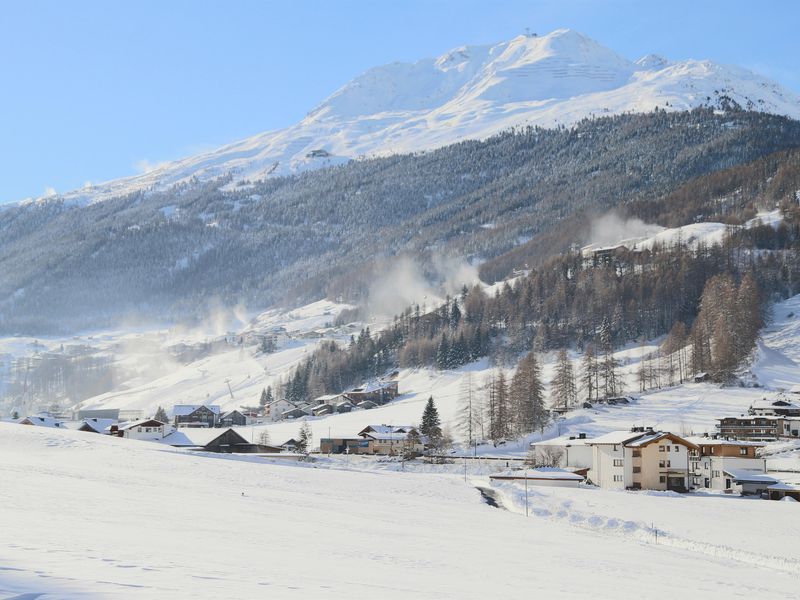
[[1, 0, 799, 204]]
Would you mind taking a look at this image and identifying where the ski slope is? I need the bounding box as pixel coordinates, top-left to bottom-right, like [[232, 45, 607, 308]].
[[1, 423, 798, 599]]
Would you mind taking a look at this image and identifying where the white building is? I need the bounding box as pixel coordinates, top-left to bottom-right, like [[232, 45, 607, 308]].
[[529, 434, 593, 469], [118, 419, 171, 441], [587, 428, 698, 491], [685, 437, 767, 492], [266, 398, 295, 421]]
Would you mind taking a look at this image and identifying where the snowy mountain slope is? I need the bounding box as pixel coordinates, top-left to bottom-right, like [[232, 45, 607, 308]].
[[2, 423, 799, 599], [41, 28, 800, 205]]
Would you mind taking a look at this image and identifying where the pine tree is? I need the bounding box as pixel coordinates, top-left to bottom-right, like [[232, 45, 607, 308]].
[[297, 421, 313, 454], [154, 406, 169, 422], [436, 334, 451, 370], [259, 387, 269, 407], [551, 348, 577, 410], [420, 396, 442, 441], [510, 351, 546, 436]]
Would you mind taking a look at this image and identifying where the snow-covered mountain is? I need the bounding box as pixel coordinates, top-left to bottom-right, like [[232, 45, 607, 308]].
[[48, 28, 800, 205]]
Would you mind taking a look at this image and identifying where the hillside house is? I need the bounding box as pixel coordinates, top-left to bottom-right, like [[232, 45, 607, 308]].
[[530, 433, 593, 469], [767, 482, 800, 501], [118, 419, 170, 441], [587, 428, 698, 491], [347, 380, 399, 405], [219, 410, 249, 427], [749, 397, 800, 417], [357, 425, 423, 455], [173, 404, 221, 428], [281, 407, 310, 420], [77, 418, 117, 434], [265, 398, 296, 421], [161, 427, 280, 453], [716, 415, 799, 441], [685, 437, 767, 491], [18, 415, 65, 428]]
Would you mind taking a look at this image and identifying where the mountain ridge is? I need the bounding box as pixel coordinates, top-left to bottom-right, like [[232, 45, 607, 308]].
[[25, 28, 800, 207]]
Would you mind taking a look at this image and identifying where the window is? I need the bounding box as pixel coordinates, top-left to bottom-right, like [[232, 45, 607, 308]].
[[633, 467, 641, 474], [137, 427, 142, 432], [613, 475, 623, 482], [613, 459, 623, 467], [613, 444, 618, 451], [659, 445, 666, 452], [659, 460, 665, 468], [712, 470, 720, 478], [632, 450, 641, 457], [673, 446, 680, 452], [739, 448, 748, 456], [659, 476, 666, 483]]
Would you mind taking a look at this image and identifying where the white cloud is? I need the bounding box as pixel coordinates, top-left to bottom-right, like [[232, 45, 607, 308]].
[[44, 186, 57, 197]]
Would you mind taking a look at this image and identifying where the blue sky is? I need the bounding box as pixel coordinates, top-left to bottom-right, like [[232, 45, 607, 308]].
[[1, 0, 798, 203]]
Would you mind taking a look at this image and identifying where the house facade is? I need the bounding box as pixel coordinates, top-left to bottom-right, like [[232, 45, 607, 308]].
[[530, 434, 593, 469], [173, 405, 221, 428], [686, 437, 766, 491], [716, 415, 800, 441], [357, 425, 423, 455], [219, 410, 249, 427], [118, 419, 170, 441], [587, 429, 697, 491]]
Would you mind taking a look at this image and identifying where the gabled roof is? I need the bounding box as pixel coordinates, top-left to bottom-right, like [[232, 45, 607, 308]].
[[724, 469, 778, 484], [220, 410, 246, 419], [684, 436, 765, 447], [19, 415, 64, 428], [79, 418, 117, 433], [119, 419, 166, 431], [585, 431, 643, 445], [173, 404, 221, 417], [358, 425, 416, 436], [626, 432, 697, 449], [161, 427, 247, 448]]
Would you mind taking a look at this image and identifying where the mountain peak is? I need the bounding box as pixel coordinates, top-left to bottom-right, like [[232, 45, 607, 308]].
[[37, 29, 800, 206]]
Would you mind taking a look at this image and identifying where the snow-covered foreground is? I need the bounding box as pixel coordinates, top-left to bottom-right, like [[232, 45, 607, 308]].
[[1, 424, 797, 599]]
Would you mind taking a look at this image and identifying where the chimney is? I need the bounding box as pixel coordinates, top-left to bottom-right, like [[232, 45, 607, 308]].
[[578, 433, 587, 439]]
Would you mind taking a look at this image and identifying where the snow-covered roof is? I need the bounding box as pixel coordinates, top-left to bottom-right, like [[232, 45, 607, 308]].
[[172, 404, 221, 417], [19, 415, 65, 428], [79, 418, 117, 433], [585, 431, 643, 445], [349, 380, 397, 394], [160, 427, 245, 447], [119, 419, 165, 431], [363, 432, 415, 441], [532, 435, 592, 447], [492, 468, 584, 481], [685, 437, 765, 447], [359, 425, 415, 435], [767, 482, 800, 491], [723, 469, 778, 484]]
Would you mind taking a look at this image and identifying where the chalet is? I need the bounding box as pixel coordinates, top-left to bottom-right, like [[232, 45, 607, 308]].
[[346, 380, 399, 405], [280, 438, 300, 452], [587, 428, 698, 492], [355, 400, 377, 410], [313, 393, 346, 406], [357, 425, 423, 455], [312, 404, 334, 417], [18, 415, 65, 428], [77, 418, 117, 434], [219, 410, 249, 427], [685, 437, 767, 492], [530, 433, 593, 469], [173, 404, 221, 428], [749, 397, 800, 417], [716, 415, 785, 441], [161, 427, 280, 454], [117, 419, 170, 441], [281, 407, 310, 420], [265, 398, 296, 421]]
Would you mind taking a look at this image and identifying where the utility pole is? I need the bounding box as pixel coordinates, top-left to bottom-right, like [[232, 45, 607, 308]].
[[525, 471, 529, 517]]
